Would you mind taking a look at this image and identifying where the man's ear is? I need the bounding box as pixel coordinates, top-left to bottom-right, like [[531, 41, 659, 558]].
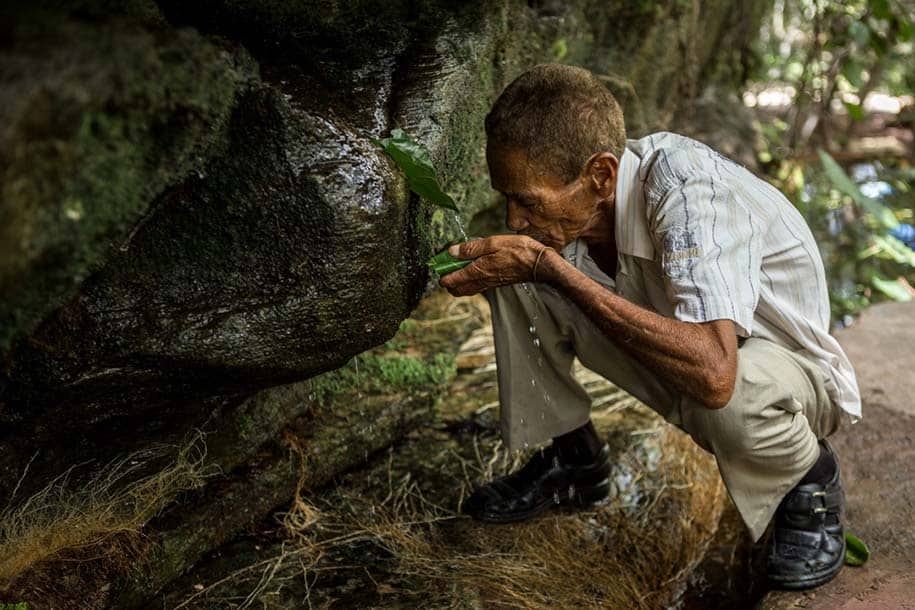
[[582, 152, 619, 198]]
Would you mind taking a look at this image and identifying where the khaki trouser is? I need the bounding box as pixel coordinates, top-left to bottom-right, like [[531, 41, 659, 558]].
[[484, 245, 844, 542]]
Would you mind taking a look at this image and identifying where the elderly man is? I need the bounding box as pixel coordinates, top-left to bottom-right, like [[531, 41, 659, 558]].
[[439, 64, 860, 590]]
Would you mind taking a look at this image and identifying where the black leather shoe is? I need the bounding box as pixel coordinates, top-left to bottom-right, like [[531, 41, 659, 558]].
[[461, 444, 611, 523], [766, 439, 846, 590]]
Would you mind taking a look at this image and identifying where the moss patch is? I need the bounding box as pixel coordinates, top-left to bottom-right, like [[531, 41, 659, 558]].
[[310, 353, 456, 405], [0, 17, 256, 351]]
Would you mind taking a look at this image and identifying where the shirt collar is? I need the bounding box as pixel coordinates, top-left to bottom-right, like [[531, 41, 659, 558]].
[[614, 145, 655, 261]]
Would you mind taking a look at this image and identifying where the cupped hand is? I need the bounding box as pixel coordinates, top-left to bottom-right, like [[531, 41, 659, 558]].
[[439, 235, 550, 297]]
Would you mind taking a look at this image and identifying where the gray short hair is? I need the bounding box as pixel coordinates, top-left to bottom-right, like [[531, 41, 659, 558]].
[[485, 64, 626, 183]]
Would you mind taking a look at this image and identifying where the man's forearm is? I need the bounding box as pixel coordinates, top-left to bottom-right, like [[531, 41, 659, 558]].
[[538, 249, 737, 409]]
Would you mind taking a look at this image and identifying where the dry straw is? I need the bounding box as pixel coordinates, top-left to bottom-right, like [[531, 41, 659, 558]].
[[177, 424, 724, 609], [0, 431, 217, 591]]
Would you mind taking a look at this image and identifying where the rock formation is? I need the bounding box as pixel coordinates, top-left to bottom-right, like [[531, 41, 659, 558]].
[[0, 1, 770, 606]]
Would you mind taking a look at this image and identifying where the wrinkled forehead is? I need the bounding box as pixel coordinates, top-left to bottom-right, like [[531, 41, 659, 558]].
[[486, 142, 563, 192]]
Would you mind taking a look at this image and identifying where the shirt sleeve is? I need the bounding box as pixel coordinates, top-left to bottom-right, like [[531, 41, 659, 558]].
[[643, 148, 762, 337]]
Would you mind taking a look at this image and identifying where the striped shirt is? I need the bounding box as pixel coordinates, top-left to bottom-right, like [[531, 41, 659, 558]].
[[605, 132, 861, 418]]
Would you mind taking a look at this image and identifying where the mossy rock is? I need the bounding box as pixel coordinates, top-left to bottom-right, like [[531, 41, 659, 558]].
[[0, 13, 256, 352]]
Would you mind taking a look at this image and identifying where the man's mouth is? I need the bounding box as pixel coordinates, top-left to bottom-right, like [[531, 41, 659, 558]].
[[519, 230, 549, 244]]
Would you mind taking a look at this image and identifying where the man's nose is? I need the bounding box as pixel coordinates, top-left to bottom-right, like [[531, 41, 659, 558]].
[[506, 200, 529, 232]]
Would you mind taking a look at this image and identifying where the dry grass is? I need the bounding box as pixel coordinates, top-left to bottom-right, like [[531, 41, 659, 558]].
[[176, 420, 725, 609], [0, 431, 218, 592]]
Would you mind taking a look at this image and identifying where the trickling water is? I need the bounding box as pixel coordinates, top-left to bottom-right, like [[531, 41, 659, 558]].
[[452, 212, 468, 242], [521, 285, 557, 432], [553, 490, 561, 505], [520, 283, 539, 322]]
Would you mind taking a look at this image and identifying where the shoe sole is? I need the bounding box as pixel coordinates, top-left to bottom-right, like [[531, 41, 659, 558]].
[[768, 537, 846, 590], [472, 478, 612, 524]]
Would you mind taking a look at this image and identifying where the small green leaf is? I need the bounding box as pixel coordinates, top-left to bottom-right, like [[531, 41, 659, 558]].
[[870, 273, 913, 302], [842, 59, 865, 88], [373, 128, 459, 212], [898, 18, 913, 42], [427, 250, 473, 275], [845, 531, 871, 566], [871, 234, 915, 267], [869, 0, 892, 21], [843, 101, 865, 122], [817, 149, 899, 230]]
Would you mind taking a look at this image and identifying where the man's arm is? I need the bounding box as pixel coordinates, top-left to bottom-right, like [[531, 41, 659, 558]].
[[439, 235, 739, 410], [538, 248, 738, 409]]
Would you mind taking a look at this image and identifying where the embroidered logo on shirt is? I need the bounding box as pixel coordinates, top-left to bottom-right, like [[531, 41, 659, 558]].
[[661, 226, 702, 278]]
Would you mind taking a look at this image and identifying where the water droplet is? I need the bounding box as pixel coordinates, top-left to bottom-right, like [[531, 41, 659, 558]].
[[520, 283, 541, 321], [533, 337, 541, 348], [568, 483, 576, 500], [540, 410, 545, 421], [520, 417, 525, 425], [553, 490, 561, 505], [530, 379, 536, 387], [528, 325, 536, 334], [523, 441, 530, 449]]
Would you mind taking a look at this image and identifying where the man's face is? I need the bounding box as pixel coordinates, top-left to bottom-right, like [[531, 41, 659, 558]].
[[486, 143, 613, 250]]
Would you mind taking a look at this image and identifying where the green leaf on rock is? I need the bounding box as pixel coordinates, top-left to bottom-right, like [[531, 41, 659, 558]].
[[427, 250, 473, 276], [373, 128, 459, 211], [845, 531, 871, 566]]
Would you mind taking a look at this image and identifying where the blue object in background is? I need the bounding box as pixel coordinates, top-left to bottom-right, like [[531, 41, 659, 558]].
[[890, 223, 915, 250]]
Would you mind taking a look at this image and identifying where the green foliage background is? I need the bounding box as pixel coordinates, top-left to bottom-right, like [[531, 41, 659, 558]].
[[751, 0, 915, 322]]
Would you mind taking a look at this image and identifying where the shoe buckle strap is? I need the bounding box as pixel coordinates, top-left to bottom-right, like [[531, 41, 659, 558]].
[[811, 490, 828, 514]]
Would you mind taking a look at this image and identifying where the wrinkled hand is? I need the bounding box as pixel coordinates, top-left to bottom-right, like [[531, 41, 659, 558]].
[[439, 235, 550, 297]]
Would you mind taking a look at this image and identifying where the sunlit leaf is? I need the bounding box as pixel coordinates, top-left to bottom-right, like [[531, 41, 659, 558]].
[[870, 273, 913, 302], [871, 234, 915, 267], [845, 531, 871, 566], [373, 128, 459, 212], [899, 18, 913, 42], [869, 0, 892, 21], [786, 164, 805, 194], [817, 149, 898, 230], [843, 101, 865, 122], [842, 60, 865, 88], [427, 250, 472, 276]]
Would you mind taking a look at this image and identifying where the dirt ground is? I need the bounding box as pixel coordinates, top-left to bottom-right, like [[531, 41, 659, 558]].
[[760, 301, 915, 610]]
